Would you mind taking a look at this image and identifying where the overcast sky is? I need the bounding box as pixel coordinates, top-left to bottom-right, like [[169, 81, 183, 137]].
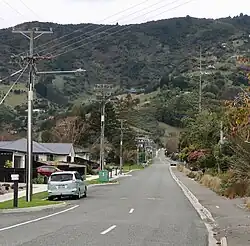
[[0, 0, 249, 29]]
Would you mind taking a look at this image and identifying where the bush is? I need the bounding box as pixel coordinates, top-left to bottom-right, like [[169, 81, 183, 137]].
[[200, 174, 221, 193], [219, 171, 250, 198], [187, 172, 196, 179], [245, 198, 250, 210], [33, 174, 45, 184]]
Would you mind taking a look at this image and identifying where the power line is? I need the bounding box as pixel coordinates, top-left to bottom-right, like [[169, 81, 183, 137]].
[[39, 0, 177, 55], [0, 64, 28, 105], [52, 0, 195, 59], [16, 0, 153, 56], [0, 69, 23, 83], [18, 0, 43, 20], [1, 0, 25, 18]]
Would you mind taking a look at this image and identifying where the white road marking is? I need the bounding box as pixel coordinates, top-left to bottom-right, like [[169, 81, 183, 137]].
[[0, 205, 79, 232], [100, 225, 116, 235], [120, 197, 127, 200], [169, 164, 218, 246], [220, 236, 228, 246], [216, 206, 220, 208], [129, 208, 134, 214]]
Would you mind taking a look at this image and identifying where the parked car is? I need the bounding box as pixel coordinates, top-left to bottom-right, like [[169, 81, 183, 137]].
[[47, 171, 87, 200], [36, 165, 61, 177]]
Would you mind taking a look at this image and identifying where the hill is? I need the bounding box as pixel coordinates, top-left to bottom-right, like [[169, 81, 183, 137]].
[[1, 14, 250, 146], [1, 14, 250, 104]]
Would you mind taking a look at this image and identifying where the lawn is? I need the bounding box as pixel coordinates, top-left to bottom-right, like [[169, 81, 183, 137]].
[[87, 179, 119, 185], [0, 192, 60, 209], [122, 164, 144, 172], [0, 83, 30, 107]]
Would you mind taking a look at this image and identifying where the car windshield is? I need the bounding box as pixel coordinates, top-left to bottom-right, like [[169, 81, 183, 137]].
[[50, 173, 73, 182]]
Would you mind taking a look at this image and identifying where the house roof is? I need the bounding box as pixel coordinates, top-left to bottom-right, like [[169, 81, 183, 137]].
[[0, 139, 87, 155], [41, 143, 73, 155], [0, 138, 54, 154]]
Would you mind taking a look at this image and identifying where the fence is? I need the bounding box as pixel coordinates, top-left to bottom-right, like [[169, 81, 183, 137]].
[[0, 168, 38, 183]]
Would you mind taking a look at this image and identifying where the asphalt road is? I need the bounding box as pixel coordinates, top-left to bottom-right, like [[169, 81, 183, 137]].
[[0, 151, 208, 246]]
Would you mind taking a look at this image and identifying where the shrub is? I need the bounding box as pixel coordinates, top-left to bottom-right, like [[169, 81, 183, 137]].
[[33, 174, 45, 184], [245, 197, 250, 210], [219, 170, 250, 198], [200, 174, 221, 193], [187, 172, 196, 179]]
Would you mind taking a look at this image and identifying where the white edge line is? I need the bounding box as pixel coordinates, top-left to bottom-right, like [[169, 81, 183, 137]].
[[169, 166, 218, 246], [129, 208, 134, 214], [100, 225, 116, 235], [0, 205, 79, 232], [220, 237, 228, 246]]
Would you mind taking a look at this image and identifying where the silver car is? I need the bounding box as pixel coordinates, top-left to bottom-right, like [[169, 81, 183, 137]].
[[47, 171, 87, 200]]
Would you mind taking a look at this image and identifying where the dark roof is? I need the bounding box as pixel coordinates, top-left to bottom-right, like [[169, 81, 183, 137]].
[[0, 138, 53, 154], [41, 143, 73, 155], [0, 139, 88, 155]]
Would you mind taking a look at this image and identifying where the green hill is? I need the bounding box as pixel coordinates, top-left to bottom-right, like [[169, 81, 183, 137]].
[[1, 14, 250, 145]]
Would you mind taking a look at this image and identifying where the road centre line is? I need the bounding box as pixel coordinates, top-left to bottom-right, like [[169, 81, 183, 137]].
[[100, 225, 117, 235], [129, 208, 134, 214], [0, 205, 79, 232]]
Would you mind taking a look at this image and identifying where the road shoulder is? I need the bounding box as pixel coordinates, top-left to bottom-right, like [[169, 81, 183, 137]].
[[171, 167, 250, 246]]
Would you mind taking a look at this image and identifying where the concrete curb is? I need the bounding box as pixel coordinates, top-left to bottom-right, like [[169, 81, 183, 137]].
[[169, 166, 218, 246], [220, 237, 228, 246], [0, 202, 68, 213], [88, 182, 119, 188]]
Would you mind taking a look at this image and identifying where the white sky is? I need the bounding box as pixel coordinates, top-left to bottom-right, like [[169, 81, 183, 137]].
[[0, 0, 249, 29]]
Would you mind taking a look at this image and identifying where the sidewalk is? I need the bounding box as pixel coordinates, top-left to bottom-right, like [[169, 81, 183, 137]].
[[0, 184, 47, 203], [172, 167, 250, 246]]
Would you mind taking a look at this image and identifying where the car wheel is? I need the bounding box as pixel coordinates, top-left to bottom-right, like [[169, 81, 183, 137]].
[[75, 189, 81, 200], [48, 196, 54, 201], [83, 187, 87, 198]]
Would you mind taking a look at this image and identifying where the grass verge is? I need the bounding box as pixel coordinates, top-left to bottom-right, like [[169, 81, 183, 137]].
[[122, 164, 144, 172], [0, 192, 60, 209], [177, 164, 250, 199], [87, 179, 119, 185]]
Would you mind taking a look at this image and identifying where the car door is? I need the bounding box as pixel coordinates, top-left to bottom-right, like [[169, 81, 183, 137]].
[[75, 172, 84, 194]]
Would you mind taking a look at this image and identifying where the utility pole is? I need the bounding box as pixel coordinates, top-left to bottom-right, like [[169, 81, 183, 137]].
[[13, 28, 85, 202], [94, 84, 114, 171], [12, 28, 52, 202], [218, 120, 224, 173], [119, 119, 124, 174], [136, 136, 141, 165], [199, 46, 202, 113]]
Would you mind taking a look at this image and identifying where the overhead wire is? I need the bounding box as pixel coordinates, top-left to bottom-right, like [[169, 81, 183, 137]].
[[0, 63, 29, 105], [52, 0, 195, 59], [1, 0, 25, 18], [38, 0, 179, 55], [0, 69, 23, 83], [16, 0, 155, 56], [18, 0, 43, 20]]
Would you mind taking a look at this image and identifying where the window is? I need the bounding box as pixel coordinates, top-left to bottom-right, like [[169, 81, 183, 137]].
[[75, 172, 82, 180], [66, 156, 71, 163], [50, 173, 73, 182], [47, 155, 54, 161]]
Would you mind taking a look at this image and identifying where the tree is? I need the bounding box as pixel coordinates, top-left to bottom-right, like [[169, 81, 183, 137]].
[[51, 116, 88, 144], [180, 111, 221, 149]]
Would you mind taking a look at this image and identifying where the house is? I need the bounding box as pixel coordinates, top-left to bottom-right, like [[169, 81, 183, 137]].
[[0, 138, 90, 169]]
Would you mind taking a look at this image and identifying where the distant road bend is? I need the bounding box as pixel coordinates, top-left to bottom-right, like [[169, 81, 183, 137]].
[[0, 150, 208, 246]]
